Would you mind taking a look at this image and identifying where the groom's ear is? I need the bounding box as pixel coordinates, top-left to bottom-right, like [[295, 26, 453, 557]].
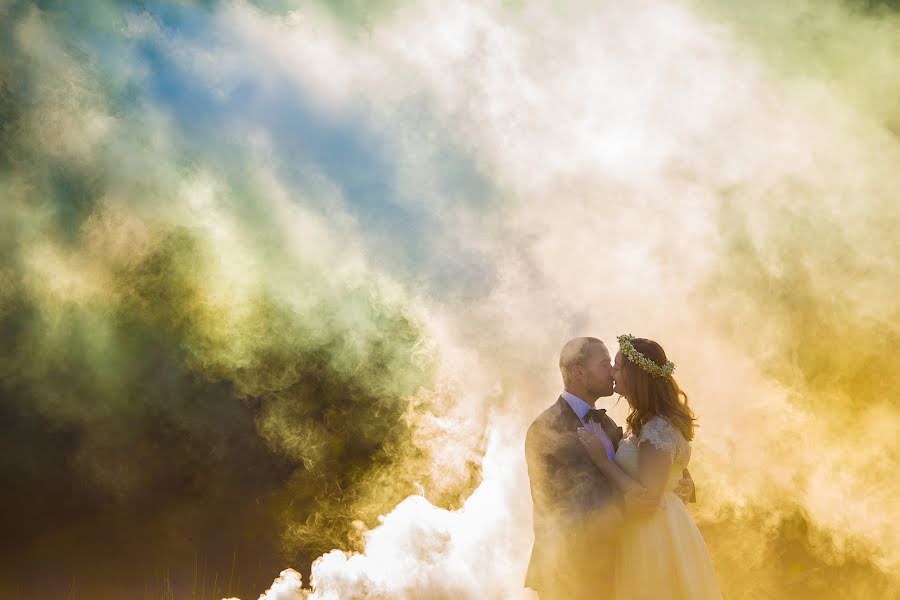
[[568, 366, 580, 382]]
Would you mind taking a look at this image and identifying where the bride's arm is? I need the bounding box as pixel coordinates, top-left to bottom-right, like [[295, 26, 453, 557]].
[[636, 442, 673, 501], [576, 429, 663, 515]]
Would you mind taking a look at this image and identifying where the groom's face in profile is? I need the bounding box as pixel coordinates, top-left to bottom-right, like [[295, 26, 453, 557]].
[[580, 343, 616, 400]]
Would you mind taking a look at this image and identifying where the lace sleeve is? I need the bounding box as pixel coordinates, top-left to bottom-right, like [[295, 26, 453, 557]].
[[639, 416, 677, 460]]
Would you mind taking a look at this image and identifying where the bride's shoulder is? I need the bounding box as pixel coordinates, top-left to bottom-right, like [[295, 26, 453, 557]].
[[642, 414, 676, 434], [639, 415, 684, 448]]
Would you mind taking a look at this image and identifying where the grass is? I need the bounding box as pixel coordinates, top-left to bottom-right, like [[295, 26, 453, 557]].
[[142, 551, 245, 600], [12, 548, 261, 600]]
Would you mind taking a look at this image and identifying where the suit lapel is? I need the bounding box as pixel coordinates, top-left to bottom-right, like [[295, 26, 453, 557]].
[[597, 411, 624, 450], [556, 396, 608, 474], [555, 395, 583, 432]]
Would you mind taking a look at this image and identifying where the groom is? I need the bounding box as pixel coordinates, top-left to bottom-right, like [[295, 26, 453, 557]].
[[524, 337, 695, 600]]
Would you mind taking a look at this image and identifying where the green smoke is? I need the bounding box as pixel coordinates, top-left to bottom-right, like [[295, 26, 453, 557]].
[[0, 2, 472, 597]]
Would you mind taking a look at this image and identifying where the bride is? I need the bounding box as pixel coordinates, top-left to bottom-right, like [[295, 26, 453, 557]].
[[577, 335, 722, 600]]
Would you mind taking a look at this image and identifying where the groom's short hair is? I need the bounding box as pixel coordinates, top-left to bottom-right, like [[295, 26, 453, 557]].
[[559, 337, 605, 385]]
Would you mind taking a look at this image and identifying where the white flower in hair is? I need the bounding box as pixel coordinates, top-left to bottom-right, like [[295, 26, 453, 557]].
[[617, 334, 675, 379]]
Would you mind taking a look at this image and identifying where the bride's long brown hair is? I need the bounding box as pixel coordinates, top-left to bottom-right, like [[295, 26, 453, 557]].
[[620, 338, 697, 441]]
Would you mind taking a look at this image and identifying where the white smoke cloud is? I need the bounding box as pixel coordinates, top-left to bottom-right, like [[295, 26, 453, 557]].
[[303, 424, 534, 600]]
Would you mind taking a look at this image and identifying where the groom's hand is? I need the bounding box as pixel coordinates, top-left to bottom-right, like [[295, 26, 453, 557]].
[[675, 469, 696, 504], [623, 488, 660, 518]]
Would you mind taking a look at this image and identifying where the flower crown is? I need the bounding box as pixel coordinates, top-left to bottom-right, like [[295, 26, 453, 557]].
[[617, 334, 675, 379]]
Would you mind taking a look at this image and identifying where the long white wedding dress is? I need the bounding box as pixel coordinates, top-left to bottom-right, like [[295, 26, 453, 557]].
[[612, 415, 723, 600]]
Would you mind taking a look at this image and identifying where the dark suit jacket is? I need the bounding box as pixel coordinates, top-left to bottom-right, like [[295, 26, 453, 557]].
[[524, 396, 624, 599]]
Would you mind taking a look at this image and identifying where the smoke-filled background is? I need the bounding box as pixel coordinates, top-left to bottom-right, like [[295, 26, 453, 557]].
[[1, 0, 898, 598]]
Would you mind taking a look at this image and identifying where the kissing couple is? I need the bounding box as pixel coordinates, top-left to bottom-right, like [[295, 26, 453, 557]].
[[525, 336, 723, 600]]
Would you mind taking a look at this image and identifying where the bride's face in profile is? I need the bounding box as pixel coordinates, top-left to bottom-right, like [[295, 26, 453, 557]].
[[612, 351, 630, 401]]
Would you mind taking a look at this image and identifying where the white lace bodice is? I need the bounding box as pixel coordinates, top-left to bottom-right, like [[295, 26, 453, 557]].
[[638, 416, 691, 466], [614, 416, 691, 491]]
